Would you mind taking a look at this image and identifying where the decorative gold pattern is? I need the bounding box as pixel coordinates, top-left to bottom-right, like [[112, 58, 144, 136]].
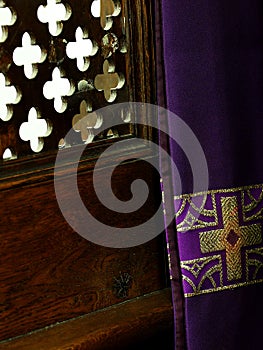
[[242, 187, 263, 222], [181, 255, 223, 295], [246, 247, 263, 281], [200, 196, 262, 280], [175, 184, 263, 298], [175, 193, 218, 232], [183, 278, 263, 298], [166, 242, 172, 279]]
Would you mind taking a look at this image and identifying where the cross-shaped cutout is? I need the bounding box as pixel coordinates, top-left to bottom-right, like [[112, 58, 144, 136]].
[[72, 100, 103, 144], [94, 60, 125, 102], [43, 67, 75, 113], [0, 3, 16, 43], [66, 27, 98, 72], [19, 107, 52, 153], [91, 0, 121, 30], [37, 0, 72, 36], [0, 73, 21, 121], [199, 196, 262, 281], [13, 32, 47, 79]]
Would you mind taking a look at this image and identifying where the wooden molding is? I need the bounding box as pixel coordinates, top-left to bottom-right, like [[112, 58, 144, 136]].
[[0, 288, 174, 350]]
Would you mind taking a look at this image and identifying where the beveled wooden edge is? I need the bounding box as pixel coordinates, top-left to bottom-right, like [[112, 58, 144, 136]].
[[0, 137, 158, 191], [0, 288, 174, 350]]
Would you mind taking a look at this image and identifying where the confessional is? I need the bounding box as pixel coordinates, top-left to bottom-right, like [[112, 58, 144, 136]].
[[0, 1, 174, 348]]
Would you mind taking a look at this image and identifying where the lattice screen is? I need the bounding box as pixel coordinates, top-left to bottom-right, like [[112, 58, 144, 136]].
[[0, 0, 133, 161]]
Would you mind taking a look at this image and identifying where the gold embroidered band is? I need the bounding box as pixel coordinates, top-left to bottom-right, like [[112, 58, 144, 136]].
[[174, 185, 263, 297]]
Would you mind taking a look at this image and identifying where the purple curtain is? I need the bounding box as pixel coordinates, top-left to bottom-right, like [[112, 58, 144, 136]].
[[156, 1, 263, 349]]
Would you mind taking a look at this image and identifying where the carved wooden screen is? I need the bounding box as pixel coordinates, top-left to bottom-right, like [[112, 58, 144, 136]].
[[0, 0, 155, 164], [0, 0, 170, 346]]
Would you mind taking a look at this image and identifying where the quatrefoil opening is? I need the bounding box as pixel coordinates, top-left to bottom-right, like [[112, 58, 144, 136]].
[[0, 3, 17, 43], [91, 0, 121, 31], [43, 67, 75, 113], [13, 32, 47, 79], [0, 73, 21, 121], [37, 0, 72, 36], [72, 100, 103, 144], [94, 60, 125, 102], [66, 27, 98, 72], [19, 107, 52, 153]]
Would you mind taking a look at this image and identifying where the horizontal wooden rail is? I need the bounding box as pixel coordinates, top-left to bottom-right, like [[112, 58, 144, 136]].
[[0, 288, 174, 350]]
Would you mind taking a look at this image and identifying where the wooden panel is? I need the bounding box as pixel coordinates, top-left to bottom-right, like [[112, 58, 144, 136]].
[[0, 156, 168, 341]]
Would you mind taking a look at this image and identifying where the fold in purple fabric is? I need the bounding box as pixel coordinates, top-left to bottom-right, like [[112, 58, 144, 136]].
[[157, 1, 263, 349]]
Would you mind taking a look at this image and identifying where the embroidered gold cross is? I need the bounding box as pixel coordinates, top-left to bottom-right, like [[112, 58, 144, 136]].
[[199, 196, 262, 281]]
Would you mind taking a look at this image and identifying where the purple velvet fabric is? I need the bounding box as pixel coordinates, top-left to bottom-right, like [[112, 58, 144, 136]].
[[157, 1, 263, 349]]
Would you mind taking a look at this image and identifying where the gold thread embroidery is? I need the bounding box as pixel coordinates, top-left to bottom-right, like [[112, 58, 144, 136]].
[[242, 187, 263, 222], [181, 255, 223, 295], [175, 184, 263, 231], [166, 243, 172, 270], [245, 188, 263, 211], [246, 247, 263, 281], [199, 196, 262, 281], [175, 193, 218, 232], [184, 279, 263, 298], [174, 183, 263, 199]]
